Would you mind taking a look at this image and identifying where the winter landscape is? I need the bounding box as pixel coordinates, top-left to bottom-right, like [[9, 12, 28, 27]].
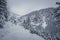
[[0, 0, 60, 40]]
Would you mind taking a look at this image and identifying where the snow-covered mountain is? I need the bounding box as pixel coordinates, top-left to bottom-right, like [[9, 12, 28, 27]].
[[17, 7, 60, 40], [6, 6, 60, 40], [1, 6, 60, 40]]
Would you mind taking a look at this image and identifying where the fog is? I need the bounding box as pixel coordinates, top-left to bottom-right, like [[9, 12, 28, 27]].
[[7, 0, 60, 16], [2, 22, 44, 40]]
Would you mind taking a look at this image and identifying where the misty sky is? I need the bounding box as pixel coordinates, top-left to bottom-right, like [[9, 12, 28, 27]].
[[7, 0, 60, 16]]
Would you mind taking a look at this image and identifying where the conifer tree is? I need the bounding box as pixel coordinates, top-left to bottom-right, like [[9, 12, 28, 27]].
[[0, 0, 9, 28]]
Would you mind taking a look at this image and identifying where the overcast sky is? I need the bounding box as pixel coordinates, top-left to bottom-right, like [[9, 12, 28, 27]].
[[7, 0, 60, 16]]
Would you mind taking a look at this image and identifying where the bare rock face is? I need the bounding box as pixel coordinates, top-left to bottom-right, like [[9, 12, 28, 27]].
[[0, 0, 9, 28]]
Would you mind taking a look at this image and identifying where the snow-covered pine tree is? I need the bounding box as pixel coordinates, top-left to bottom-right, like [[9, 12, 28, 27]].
[[0, 0, 9, 28]]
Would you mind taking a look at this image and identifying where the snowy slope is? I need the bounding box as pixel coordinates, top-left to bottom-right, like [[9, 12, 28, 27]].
[[19, 7, 60, 40]]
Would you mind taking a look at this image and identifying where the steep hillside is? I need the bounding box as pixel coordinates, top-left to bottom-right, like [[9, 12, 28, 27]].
[[19, 7, 60, 40]]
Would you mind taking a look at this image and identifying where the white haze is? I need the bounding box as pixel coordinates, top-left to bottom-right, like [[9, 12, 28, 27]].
[[7, 0, 60, 16]]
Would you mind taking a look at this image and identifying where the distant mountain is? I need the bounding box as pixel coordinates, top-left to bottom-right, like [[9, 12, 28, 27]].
[[8, 12, 20, 25]]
